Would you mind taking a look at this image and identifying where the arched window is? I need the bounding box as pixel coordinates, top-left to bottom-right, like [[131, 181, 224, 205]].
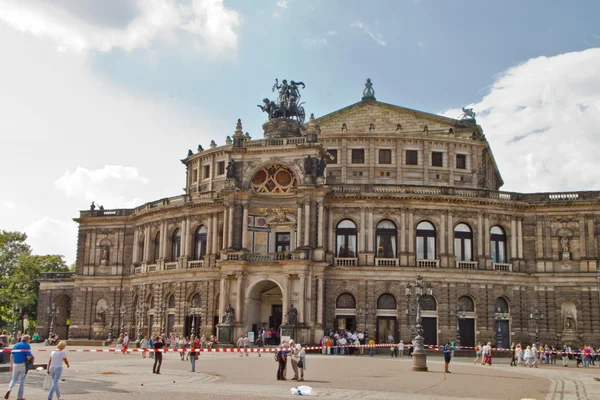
[[336, 293, 356, 309], [171, 228, 181, 261], [191, 293, 201, 308], [167, 294, 175, 309], [377, 293, 397, 309], [149, 296, 155, 310], [153, 232, 160, 262], [454, 223, 473, 261], [336, 220, 357, 258], [419, 295, 437, 311], [139, 238, 145, 262], [376, 220, 397, 258], [458, 296, 475, 312], [416, 221, 436, 260], [194, 226, 207, 260], [495, 297, 509, 313], [490, 226, 506, 263]]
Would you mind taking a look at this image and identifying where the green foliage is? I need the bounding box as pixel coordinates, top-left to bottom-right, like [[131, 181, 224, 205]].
[[0, 230, 69, 330]]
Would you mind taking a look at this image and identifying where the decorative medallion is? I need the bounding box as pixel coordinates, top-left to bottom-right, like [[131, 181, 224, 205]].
[[250, 165, 297, 194]]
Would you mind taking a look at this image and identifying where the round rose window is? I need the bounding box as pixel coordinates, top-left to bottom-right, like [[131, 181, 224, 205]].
[[250, 165, 297, 193]]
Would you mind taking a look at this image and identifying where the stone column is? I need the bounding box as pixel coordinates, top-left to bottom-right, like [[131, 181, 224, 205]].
[[328, 207, 334, 252], [484, 214, 490, 258], [317, 277, 324, 327], [180, 219, 187, 258], [236, 273, 244, 323], [439, 213, 446, 255], [579, 216, 587, 258], [219, 276, 227, 321], [212, 213, 219, 255], [477, 213, 483, 257], [283, 275, 290, 324], [228, 206, 234, 248], [511, 219, 517, 259], [143, 226, 150, 262], [304, 200, 310, 246], [222, 207, 228, 251], [299, 274, 306, 324], [306, 272, 313, 324], [242, 205, 249, 249], [206, 215, 212, 255], [160, 221, 168, 260], [400, 209, 406, 253], [517, 218, 524, 259], [317, 200, 324, 248], [133, 229, 139, 263], [297, 201, 303, 248], [359, 207, 365, 253], [447, 212, 453, 255], [368, 209, 374, 252], [408, 211, 414, 253]]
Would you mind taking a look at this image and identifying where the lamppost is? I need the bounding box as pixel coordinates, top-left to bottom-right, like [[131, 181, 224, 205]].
[[493, 306, 509, 349], [405, 275, 433, 372], [405, 289, 415, 340], [529, 306, 544, 346], [136, 303, 144, 342], [107, 305, 115, 343], [119, 303, 126, 336], [12, 305, 21, 343], [450, 302, 467, 348], [47, 302, 57, 340], [363, 302, 374, 339], [189, 302, 202, 338]]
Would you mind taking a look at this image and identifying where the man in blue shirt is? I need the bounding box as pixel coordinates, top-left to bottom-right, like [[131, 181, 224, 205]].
[[442, 342, 454, 374], [5, 334, 32, 400]]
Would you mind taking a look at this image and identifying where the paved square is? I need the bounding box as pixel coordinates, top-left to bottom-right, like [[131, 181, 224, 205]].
[[1, 345, 599, 400]]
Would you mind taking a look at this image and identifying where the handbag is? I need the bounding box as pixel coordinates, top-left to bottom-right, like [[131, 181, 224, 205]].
[[43, 374, 52, 390], [297, 359, 304, 368]]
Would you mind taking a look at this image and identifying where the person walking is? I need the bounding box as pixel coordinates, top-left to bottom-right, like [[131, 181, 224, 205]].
[[524, 345, 534, 367], [179, 335, 186, 361], [510, 342, 517, 366], [442, 342, 453, 373], [236, 334, 244, 358], [290, 343, 300, 380], [149, 336, 155, 359], [4, 334, 32, 400], [115, 334, 123, 353], [515, 343, 524, 367], [243, 334, 250, 357], [369, 338, 375, 357], [297, 344, 306, 381], [189, 336, 198, 372], [531, 344, 539, 368], [152, 336, 164, 374], [562, 344, 571, 367], [482, 342, 492, 366], [122, 333, 129, 354], [140, 336, 149, 359], [46, 340, 70, 400], [255, 334, 264, 357], [398, 340, 405, 358], [473, 342, 482, 364], [276, 345, 287, 381]]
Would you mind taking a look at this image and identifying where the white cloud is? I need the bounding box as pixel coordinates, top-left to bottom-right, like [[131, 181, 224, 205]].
[[3, 201, 16, 209], [0, 0, 240, 55], [272, 11, 281, 18], [351, 20, 387, 46], [25, 217, 78, 265], [304, 37, 327, 48], [276, 0, 288, 8], [442, 48, 600, 193], [55, 166, 150, 208], [327, 30, 338, 36]]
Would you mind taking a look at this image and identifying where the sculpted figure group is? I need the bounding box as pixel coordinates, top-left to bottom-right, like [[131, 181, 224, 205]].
[[258, 79, 306, 123]]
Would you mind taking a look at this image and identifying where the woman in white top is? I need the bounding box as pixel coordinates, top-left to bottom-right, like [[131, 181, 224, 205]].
[[524, 346, 534, 367], [46, 340, 70, 400], [140, 336, 149, 358], [297, 344, 306, 381], [398, 340, 405, 358]]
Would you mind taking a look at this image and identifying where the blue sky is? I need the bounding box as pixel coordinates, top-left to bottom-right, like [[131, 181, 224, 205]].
[[0, 0, 599, 263]]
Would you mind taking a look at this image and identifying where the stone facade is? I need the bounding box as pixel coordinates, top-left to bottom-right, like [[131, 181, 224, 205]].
[[38, 94, 600, 348]]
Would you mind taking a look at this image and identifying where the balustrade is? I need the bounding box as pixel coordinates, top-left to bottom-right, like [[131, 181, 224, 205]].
[[375, 258, 399, 267]]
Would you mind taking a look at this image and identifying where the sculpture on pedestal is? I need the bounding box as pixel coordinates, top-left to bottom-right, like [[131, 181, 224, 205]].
[[222, 304, 235, 325], [257, 78, 306, 123], [564, 310, 576, 331], [286, 304, 298, 326]]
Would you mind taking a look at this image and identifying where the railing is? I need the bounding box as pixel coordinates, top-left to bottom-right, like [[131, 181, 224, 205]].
[[164, 262, 177, 270], [456, 261, 478, 270], [375, 258, 399, 267], [246, 252, 292, 262], [188, 260, 205, 268], [245, 137, 307, 148], [147, 264, 158, 272], [493, 263, 513, 272], [134, 266, 142, 274], [334, 257, 357, 266], [548, 193, 579, 201], [416, 259, 440, 268], [40, 272, 74, 280]]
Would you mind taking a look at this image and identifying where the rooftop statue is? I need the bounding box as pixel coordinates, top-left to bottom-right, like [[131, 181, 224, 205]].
[[362, 78, 376, 100], [257, 78, 306, 123], [460, 107, 476, 121]]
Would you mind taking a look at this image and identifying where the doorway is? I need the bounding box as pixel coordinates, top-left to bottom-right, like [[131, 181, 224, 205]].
[[246, 280, 283, 345], [495, 319, 510, 349], [54, 295, 71, 339], [334, 315, 356, 332], [459, 318, 475, 347], [377, 317, 397, 343], [421, 317, 437, 345], [184, 315, 202, 337]]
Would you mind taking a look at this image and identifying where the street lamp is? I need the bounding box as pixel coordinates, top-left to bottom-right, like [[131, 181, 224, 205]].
[[12, 305, 21, 343], [493, 306, 509, 349], [119, 304, 126, 336], [107, 305, 115, 343], [529, 306, 544, 346], [47, 302, 57, 340], [405, 275, 433, 372], [363, 302, 374, 339], [450, 302, 467, 348], [136, 303, 144, 342]]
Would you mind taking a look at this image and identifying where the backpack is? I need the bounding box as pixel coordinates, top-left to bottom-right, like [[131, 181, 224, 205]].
[[274, 350, 280, 362]]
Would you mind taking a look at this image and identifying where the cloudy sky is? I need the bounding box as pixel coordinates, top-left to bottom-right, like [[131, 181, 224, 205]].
[[1, 0, 599, 264]]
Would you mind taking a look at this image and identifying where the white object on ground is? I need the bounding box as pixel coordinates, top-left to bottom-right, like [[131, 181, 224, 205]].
[[43, 374, 52, 390], [290, 385, 317, 396]]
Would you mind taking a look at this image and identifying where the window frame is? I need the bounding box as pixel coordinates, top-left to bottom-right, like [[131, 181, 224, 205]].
[[378, 149, 392, 165], [171, 228, 181, 261], [406, 150, 418, 165], [328, 149, 338, 164], [217, 161, 225, 176], [336, 219, 358, 258], [194, 225, 207, 260], [416, 221, 436, 260], [351, 149, 365, 164], [456, 154, 467, 170], [454, 223, 473, 261], [431, 151, 443, 167], [490, 226, 507, 263], [153, 232, 160, 262], [376, 220, 397, 258]]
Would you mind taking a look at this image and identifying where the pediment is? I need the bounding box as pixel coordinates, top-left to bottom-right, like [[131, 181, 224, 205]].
[[315, 99, 474, 135]]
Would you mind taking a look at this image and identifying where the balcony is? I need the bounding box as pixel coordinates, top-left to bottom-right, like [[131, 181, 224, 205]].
[[456, 261, 478, 270], [40, 272, 74, 281], [164, 262, 177, 270], [375, 258, 399, 267], [147, 264, 158, 272], [246, 252, 293, 262], [417, 259, 440, 268], [334, 257, 357, 266], [493, 263, 513, 272], [188, 260, 205, 268]]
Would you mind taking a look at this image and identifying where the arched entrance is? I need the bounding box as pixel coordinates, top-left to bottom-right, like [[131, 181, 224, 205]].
[[54, 295, 71, 339], [246, 280, 283, 345]]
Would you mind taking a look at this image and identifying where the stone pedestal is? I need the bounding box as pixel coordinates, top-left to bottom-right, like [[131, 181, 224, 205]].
[[561, 330, 577, 345], [281, 325, 295, 342], [218, 325, 233, 345], [263, 118, 306, 139], [412, 352, 428, 371]]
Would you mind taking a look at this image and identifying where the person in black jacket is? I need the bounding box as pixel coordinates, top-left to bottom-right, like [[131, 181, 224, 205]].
[[153, 337, 164, 374], [276, 345, 287, 381]]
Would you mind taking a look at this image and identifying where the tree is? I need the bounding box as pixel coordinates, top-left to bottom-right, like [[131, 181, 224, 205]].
[[0, 230, 69, 330]]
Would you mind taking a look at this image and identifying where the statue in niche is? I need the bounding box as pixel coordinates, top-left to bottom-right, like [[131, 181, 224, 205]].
[[564, 310, 576, 331], [286, 304, 298, 326], [100, 245, 109, 266], [316, 157, 327, 177], [560, 236, 569, 253], [95, 299, 108, 324], [226, 160, 236, 179], [222, 303, 235, 325]]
